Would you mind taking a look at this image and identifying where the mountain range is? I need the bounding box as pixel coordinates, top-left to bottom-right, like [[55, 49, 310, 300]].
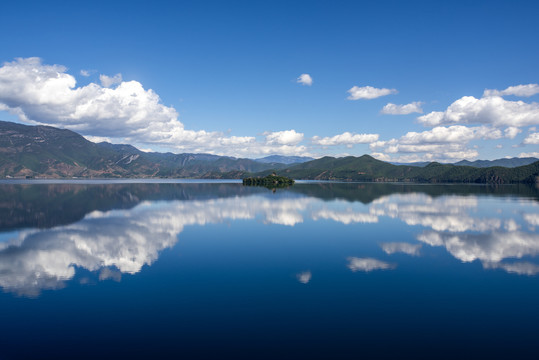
[[1, 120, 538, 183]]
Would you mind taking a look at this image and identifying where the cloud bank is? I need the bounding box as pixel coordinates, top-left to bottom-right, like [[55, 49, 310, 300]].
[[418, 94, 539, 128], [0, 58, 311, 157], [312, 132, 379, 146]]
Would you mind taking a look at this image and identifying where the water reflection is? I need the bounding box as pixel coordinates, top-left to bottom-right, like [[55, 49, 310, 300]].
[[347, 257, 396, 272], [296, 271, 312, 284], [380, 242, 422, 256], [0, 182, 537, 296], [0, 194, 312, 297]]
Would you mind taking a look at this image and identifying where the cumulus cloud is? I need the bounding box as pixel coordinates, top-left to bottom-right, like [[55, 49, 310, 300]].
[[380, 242, 422, 256], [99, 73, 122, 87], [523, 132, 539, 144], [347, 257, 395, 272], [297, 73, 313, 86], [370, 152, 391, 161], [296, 271, 312, 284], [518, 152, 539, 158], [504, 127, 522, 139], [80, 69, 91, 77], [312, 132, 379, 146], [0, 57, 312, 157], [381, 102, 423, 115], [369, 125, 502, 162], [483, 84, 539, 98], [417, 95, 539, 127], [397, 126, 501, 144], [265, 129, 304, 145], [347, 85, 398, 100]]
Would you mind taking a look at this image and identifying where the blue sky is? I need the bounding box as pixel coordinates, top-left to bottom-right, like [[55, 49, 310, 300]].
[[0, 0, 538, 161]]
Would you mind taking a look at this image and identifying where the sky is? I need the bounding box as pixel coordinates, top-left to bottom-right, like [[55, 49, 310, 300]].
[[0, 0, 538, 162]]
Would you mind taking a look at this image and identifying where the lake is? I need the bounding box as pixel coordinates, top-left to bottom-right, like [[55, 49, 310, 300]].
[[0, 180, 538, 359]]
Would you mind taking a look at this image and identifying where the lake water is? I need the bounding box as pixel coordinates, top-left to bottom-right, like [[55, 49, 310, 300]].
[[0, 181, 538, 359]]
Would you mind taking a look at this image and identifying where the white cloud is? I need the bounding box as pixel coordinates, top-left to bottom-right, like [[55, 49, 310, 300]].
[[504, 127, 521, 139], [99, 73, 122, 88], [418, 95, 539, 127], [83, 135, 112, 143], [518, 152, 539, 158], [380, 242, 422, 256], [296, 271, 312, 284], [80, 69, 91, 77], [523, 132, 539, 144], [297, 73, 313, 86], [312, 132, 379, 146], [347, 257, 395, 272], [265, 129, 304, 145], [397, 125, 501, 144], [0, 57, 312, 157], [369, 125, 502, 162], [370, 152, 391, 161], [347, 85, 397, 100], [381, 101, 423, 115], [483, 84, 539, 98]]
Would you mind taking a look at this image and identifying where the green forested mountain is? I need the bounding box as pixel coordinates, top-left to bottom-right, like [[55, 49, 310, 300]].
[[272, 155, 539, 184], [454, 157, 538, 168]]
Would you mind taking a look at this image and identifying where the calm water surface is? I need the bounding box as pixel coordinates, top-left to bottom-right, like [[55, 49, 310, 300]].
[[0, 181, 538, 359]]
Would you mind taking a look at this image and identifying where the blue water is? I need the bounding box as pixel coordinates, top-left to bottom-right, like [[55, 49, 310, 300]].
[[0, 182, 538, 359]]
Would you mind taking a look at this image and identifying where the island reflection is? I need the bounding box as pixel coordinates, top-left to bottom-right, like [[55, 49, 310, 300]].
[[0, 182, 537, 297]]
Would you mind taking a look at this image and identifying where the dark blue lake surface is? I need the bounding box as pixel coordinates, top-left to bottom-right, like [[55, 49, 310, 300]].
[[0, 181, 538, 359]]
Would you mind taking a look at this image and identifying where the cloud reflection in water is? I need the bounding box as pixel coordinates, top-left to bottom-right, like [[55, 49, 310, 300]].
[[0, 187, 538, 296]]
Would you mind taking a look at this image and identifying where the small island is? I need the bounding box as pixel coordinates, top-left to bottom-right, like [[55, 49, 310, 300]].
[[242, 173, 295, 188]]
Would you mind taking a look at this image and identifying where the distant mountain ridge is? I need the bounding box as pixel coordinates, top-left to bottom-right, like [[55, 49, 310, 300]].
[[1, 120, 538, 183], [391, 157, 538, 168], [454, 158, 539, 168]]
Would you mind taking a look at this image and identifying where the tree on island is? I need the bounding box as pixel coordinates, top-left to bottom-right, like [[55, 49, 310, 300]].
[[242, 173, 295, 189]]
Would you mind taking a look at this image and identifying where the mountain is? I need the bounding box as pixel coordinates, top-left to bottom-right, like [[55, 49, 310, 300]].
[[267, 155, 539, 184], [0, 120, 160, 178], [255, 155, 314, 164], [454, 157, 539, 168], [0, 121, 285, 178], [2, 121, 538, 183]]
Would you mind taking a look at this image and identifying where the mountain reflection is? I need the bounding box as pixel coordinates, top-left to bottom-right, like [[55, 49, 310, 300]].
[[0, 182, 538, 296]]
